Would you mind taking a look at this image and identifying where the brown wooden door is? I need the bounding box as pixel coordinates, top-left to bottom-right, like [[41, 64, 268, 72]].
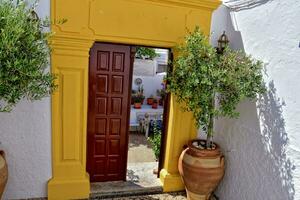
[[87, 43, 133, 182]]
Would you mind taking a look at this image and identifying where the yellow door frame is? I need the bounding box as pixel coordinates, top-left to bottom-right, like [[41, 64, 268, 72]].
[[48, 0, 220, 199]]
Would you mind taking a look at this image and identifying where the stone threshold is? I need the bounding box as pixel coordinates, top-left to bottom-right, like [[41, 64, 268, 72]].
[[89, 181, 163, 199]]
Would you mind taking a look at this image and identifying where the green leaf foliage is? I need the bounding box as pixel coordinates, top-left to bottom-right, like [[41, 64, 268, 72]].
[[135, 47, 158, 60], [0, 0, 56, 112], [167, 27, 266, 137], [148, 121, 161, 160]]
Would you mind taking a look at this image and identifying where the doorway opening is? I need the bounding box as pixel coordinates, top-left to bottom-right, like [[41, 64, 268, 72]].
[[87, 43, 171, 197], [127, 47, 170, 189]]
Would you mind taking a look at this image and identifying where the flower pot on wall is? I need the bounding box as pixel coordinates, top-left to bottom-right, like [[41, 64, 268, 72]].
[[134, 102, 142, 109], [178, 139, 225, 200], [147, 98, 154, 105], [0, 150, 8, 198], [152, 102, 158, 109]]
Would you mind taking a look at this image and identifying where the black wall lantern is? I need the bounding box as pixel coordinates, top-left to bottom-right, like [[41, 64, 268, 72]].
[[217, 31, 229, 54], [31, 10, 39, 21]]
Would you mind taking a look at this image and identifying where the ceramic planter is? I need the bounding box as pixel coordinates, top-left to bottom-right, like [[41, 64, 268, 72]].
[[134, 102, 142, 109], [0, 150, 8, 198], [178, 139, 225, 200], [147, 98, 154, 105], [152, 102, 158, 109]]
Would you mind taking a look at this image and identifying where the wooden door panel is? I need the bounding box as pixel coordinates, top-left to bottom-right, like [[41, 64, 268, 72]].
[[96, 98, 107, 115], [96, 75, 109, 93], [112, 52, 125, 72], [97, 51, 110, 71], [87, 43, 132, 182], [110, 119, 121, 135], [111, 75, 124, 93]]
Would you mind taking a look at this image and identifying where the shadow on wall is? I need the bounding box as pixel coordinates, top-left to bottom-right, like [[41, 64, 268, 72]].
[[257, 80, 295, 199], [211, 5, 295, 199], [214, 80, 295, 200]]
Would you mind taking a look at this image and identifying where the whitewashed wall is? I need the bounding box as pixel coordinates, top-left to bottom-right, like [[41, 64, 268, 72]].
[[132, 75, 165, 100], [211, 2, 299, 200], [0, 1, 52, 199]]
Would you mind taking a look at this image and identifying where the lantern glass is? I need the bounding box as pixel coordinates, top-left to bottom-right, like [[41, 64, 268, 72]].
[[217, 31, 229, 54]]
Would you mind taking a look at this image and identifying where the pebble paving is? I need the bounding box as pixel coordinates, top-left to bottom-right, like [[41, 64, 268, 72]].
[[92, 192, 187, 200]]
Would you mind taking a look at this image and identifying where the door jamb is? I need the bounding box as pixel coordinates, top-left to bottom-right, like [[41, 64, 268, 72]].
[[158, 49, 173, 177], [123, 46, 136, 180]]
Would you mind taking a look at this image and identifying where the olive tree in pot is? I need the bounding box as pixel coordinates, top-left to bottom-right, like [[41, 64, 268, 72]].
[[167, 27, 266, 200], [0, 1, 56, 197]]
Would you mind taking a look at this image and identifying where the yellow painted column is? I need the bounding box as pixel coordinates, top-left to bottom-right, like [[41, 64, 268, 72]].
[[47, 36, 93, 200], [160, 95, 197, 192], [49, 0, 221, 198]]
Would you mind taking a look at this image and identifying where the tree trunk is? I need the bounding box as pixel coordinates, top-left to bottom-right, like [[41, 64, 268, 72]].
[[206, 94, 215, 149]]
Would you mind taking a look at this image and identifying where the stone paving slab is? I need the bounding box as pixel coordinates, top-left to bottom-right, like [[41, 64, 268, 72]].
[[92, 192, 187, 200]]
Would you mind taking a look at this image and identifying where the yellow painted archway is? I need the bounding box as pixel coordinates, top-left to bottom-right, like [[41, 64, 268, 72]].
[[48, 0, 220, 199]]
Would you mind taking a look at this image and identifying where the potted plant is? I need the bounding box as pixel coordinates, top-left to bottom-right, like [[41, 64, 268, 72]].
[[157, 89, 166, 106], [147, 95, 154, 105], [167, 27, 266, 200], [137, 85, 145, 104], [0, 1, 57, 197], [152, 99, 158, 109], [132, 94, 144, 109], [131, 90, 137, 105], [0, 151, 7, 198], [157, 77, 167, 106]]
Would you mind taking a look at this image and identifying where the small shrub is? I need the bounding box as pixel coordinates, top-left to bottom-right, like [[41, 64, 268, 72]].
[[148, 121, 161, 160]]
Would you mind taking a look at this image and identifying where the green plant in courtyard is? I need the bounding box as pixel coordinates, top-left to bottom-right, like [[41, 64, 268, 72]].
[[135, 47, 158, 60], [148, 121, 161, 160], [167, 27, 266, 148], [0, 0, 56, 112], [132, 94, 145, 103]]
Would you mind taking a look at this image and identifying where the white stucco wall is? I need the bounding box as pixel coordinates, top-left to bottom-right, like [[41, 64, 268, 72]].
[[0, 1, 52, 199], [132, 75, 165, 100], [211, 1, 299, 200]]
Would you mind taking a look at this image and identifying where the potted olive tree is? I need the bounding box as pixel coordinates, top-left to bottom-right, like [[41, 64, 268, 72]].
[[0, 1, 56, 197], [167, 27, 266, 200]]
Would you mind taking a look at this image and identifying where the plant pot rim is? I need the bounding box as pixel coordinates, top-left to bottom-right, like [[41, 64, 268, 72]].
[[188, 139, 221, 155]]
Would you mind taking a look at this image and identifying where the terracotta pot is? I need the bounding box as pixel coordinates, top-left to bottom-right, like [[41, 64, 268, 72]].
[[0, 151, 8, 199], [134, 102, 142, 109], [178, 139, 225, 200], [152, 103, 158, 109], [147, 98, 154, 105]]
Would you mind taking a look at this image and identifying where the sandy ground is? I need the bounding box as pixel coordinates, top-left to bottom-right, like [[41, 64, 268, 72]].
[[127, 132, 156, 163]]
